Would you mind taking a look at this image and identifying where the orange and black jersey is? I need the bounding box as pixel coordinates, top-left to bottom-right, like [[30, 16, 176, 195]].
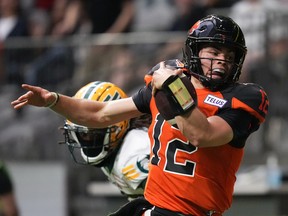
[[131, 59, 269, 215], [133, 59, 268, 148]]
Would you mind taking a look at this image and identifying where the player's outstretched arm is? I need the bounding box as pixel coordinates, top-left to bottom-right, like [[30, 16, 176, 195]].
[[11, 84, 142, 128]]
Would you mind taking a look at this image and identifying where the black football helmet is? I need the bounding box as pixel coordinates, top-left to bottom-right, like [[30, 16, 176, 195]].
[[183, 14, 247, 91], [62, 81, 129, 166]]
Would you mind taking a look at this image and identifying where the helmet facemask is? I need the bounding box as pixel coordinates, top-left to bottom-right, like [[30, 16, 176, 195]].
[[63, 123, 124, 166]]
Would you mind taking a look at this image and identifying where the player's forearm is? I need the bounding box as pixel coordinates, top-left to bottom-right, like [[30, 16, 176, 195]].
[[51, 95, 141, 128], [176, 108, 233, 148], [50, 94, 107, 128], [11, 84, 141, 128], [175, 108, 208, 146]]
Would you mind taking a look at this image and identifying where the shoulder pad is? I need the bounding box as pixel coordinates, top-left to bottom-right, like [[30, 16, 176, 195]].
[[232, 83, 269, 123], [145, 59, 187, 86]]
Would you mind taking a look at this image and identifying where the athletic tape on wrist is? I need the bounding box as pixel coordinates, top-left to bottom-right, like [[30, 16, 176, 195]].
[[162, 75, 196, 115], [45, 92, 60, 108]]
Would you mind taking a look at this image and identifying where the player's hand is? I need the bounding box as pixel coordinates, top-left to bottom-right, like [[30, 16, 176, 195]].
[[11, 84, 56, 109], [152, 61, 182, 95]]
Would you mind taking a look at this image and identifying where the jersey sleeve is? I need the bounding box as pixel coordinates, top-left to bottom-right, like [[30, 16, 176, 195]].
[[232, 83, 269, 123], [132, 86, 152, 114], [218, 83, 269, 148], [117, 129, 150, 190], [218, 109, 259, 148]]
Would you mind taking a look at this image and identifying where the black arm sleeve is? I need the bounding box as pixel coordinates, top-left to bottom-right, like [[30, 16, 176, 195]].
[[132, 85, 152, 114], [218, 109, 260, 148]]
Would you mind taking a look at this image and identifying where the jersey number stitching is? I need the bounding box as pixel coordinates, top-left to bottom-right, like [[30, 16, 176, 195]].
[[259, 89, 268, 115], [151, 114, 197, 177]]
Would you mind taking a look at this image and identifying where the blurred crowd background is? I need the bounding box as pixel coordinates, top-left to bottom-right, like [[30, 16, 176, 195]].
[[1, 0, 288, 215]]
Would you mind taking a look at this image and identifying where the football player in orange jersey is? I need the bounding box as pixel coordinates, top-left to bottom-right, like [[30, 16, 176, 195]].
[[12, 14, 269, 216]]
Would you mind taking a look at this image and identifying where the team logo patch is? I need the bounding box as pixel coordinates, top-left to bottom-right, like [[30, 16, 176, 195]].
[[204, 95, 227, 108]]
